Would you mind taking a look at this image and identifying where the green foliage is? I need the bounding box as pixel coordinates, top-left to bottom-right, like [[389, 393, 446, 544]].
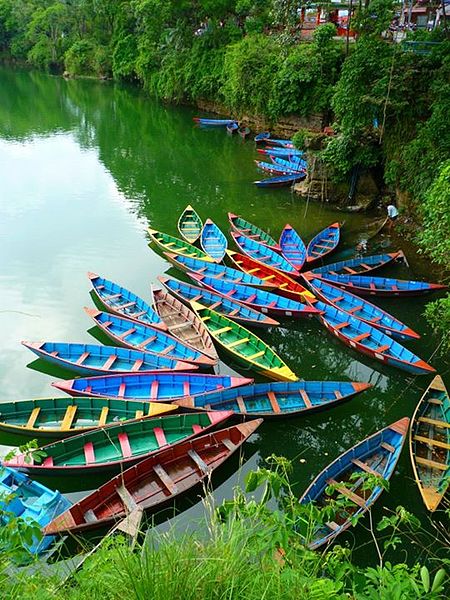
[[353, 0, 395, 37], [424, 295, 450, 355]]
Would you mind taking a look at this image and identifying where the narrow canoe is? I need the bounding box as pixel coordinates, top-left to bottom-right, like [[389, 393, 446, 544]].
[[303, 275, 420, 341], [151, 287, 218, 362], [254, 131, 271, 144], [148, 227, 213, 262], [164, 252, 276, 290], [279, 224, 307, 271], [266, 139, 294, 149], [0, 468, 70, 554], [257, 147, 303, 157], [88, 272, 165, 330], [310, 251, 405, 276], [228, 212, 279, 250], [177, 205, 203, 244], [299, 418, 409, 550], [254, 173, 305, 188], [193, 118, 237, 127], [52, 372, 253, 401], [0, 397, 177, 441], [318, 273, 447, 297], [312, 299, 435, 375], [231, 232, 299, 276], [191, 302, 298, 382], [22, 341, 197, 376], [177, 381, 371, 418], [4, 412, 231, 477], [200, 219, 228, 263], [158, 275, 279, 328], [306, 222, 341, 264], [272, 155, 307, 170], [84, 307, 216, 367], [226, 251, 316, 303], [255, 160, 299, 175], [43, 420, 261, 536], [410, 375, 450, 512], [190, 273, 319, 319]]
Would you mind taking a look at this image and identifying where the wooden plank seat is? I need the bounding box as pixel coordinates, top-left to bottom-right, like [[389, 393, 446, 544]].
[[98, 406, 109, 427], [150, 380, 159, 400], [118, 301, 136, 310], [169, 322, 193, 332], [299, 389, 312, 408], [135, 410, 144, 418], [131, 359, 144, 372], [246, 268, 260, 274], [183, 332, 202, 342], [118, 328, 136, 339], [227, 337, 250, 349], [102, 321, 113, 328], [326, 521, 341, 531], [414, 435, 450, 450], [351, 458, 381, 477], [418, 417, 450, 429], [331, 296, 345, 303], [60, 405, 77, 431], [208, 301, 222, 310], [415, 456, 447, 471], [152, 427, 167, 448], [117, 485, 138, 512], [84, 442, 96, 464], [267, 391, 281, 413], [266, 301, 278, 308], [360, 264, 371, 270], [26, 407, 41, 429], [165, 241, 176, 247], [327, 479, 366, 508], [245, 294, 257, 303], [214, 326, 232, 335], [228, 309, 240, 316], [76, 352, 90, 365], [247, 350, 266, 360], [374, 345, 390, 353], [225, 289, 237, 297], [188, 449, 210, 474], [381, 442, 395, 453], [428, 398, 443, 405], [352, 332, 371, 343], [235, 396, 246, 413], [347, 305, 364, 314], [334, 321, 350, 330], [190, 295, 204, 302], [183, 381, 190, 396], [192, 424, 203, 434], [96, 284, 105, 290], [105, 293, 122, 301], [254, 255, 269, 262], [262, 275, 276, 281], [118, 382, 126, 399], [103, 354, 118, 370], [153, 464, 178, 493], [343, 267, 357, 274], [118, 432, 133, 458], [138, 335, 157, 348], [160, 344, 176, 355]]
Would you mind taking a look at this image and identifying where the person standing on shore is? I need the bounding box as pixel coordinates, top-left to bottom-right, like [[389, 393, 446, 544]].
[[387, 203, 399, 230]]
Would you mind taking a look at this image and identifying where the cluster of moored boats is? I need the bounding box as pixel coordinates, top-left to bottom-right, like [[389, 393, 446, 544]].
[[1, 206, 448, 556]]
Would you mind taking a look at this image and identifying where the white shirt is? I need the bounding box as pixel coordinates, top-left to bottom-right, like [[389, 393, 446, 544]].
[[387, 205, 398, 218]]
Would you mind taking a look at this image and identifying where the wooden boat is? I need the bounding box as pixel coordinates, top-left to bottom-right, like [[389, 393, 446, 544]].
[[193, 117, 237, 127], [303, 275, 420, 341], [228, 213, 278, 249], [4, 412, 231, 477], [177, 205, 203, 244], [231, 232, 299, 276], [0, 467, 71, 554], [238, 126, 251, 139], [84, 307, 216, 367], [200, 219, 227, 263], [148, 227, 213, 262], [52, 372, 253, 401], [226, 122, 239, 134], [318, 273, 447, 297], [254, 131, 271, 144], [255, 160, 299, 175], [226, 251, 316, 303], [158, 275, 279, 329], [190, 273, 320, 319], [191, 302, 298, 382], [272, 155, 307, 169], [306, 222, 341, 264], [299, 418, 409, 550], [279, 224, 307, 271], [43, 420, 261, 536], [177, 380, 371, 418], [0, 397, 176, 441], [257, 147, 303, 157], [164, 252, 276, 290], [266, 138, 294, 149], [22, 341, 197, 376], [254, 173, 305, 188], [151, 287, 218, 362], [410, 375, 450, 512], [312, 299, 435, 375], [310, 251, 405, 276], [88, 272, 165, 330]]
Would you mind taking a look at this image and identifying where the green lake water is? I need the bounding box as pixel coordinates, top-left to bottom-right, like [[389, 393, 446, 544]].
[[0, 67, 448, 561]]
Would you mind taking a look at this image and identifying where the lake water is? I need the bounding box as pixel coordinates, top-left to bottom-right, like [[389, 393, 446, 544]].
[[0, 67, 448, 561]]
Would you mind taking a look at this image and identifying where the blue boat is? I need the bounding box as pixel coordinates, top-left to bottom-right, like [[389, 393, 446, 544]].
[[164, 252, 276, 290], [227, 122, 239, 134], [257, 147, 303, 157], [231, 232, 299, 276], [279, 224, 307, 271], [190, 273, 319, 319], [88, 272, 165, 330], [312, 299, 435, 375], [177, 380, 371, 417], [200, 219, 227, 263], [53, 372, 253, 401], [254, 173, 305, 188], [84, 307, 216, 366], [310, 252, 405, 276], [299, 418, 409, 549], [306, 222, 340, 264], [303, 275, 420, 341], [272, 155, 307, 171], [266, 138, 294, 148], [255, 160, 299, 175], [22, 341, 196, 376], [318, 273, 447, 297], [254, 131, 271, 144], [193, 117, 237, 127], [0, 467, 70, 554], [158, 275, 279, 328]]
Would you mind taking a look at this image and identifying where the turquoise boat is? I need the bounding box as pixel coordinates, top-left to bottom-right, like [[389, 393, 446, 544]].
[[279, 224, 307, 271], [231, 232, 299, 276], [200, 219, 227, 263], [306, 223, 340, 264], [317, 273, 447, 297], [310, 252, 404, 276]]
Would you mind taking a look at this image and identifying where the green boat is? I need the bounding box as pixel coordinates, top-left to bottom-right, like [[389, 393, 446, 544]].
[[148, 227, 213, 261], [3, 411, 232, 478], [178, 205, 203, 244], [228, 213, 279, 250], [0, 397, 177, 442], [191, 301, 298, 382]]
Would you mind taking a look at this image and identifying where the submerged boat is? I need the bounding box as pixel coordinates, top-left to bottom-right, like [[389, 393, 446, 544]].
[[158, 275, 279, 328], [318, 273, 448, 297], [148, 227, 213, 262], [88, 272, 165, 330], [279, 224, 307, 271], [228, 213, 279, 249], [231, 232, 299, 276], [306, 223, 341, 264], [43, 420, 261, 536], [254, 173, 305, 188], [193, 117, 237, 127], [22, 341, 196, 376], [299, 418, 409, 550], [4, 412, 231, 477], [310, 251, 405, 277], [200, 219, 227, 263], [0, 468, 70, 554], [177, 380, 371, 418], [52, 372, 252, 401], [177, 205, 203, 244], [0, 397, 176, 441], [410, 375, 450, 512], [191, 302, 298, 382], [151, 287, 218, 362], [84, 307, 216, 367]]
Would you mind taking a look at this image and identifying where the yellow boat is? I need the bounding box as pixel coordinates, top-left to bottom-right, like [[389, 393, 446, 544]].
[[148, 227, 213, 261]]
